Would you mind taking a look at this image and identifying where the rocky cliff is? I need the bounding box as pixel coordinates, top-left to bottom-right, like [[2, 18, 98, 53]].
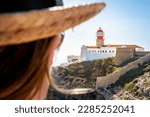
[[47, 57, 150, 100]]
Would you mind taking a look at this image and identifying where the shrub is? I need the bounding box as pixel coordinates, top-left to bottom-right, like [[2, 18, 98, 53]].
[[124, 82, 135, 92], [144, 65, 150, 72]]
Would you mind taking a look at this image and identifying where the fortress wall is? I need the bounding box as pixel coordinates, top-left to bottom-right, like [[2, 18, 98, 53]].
[[135, 51, 150, 58], [96, 53, 150, 88], [115, 48, 135, 66]]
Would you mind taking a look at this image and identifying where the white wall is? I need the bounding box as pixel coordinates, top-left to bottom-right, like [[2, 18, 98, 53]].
[[81, 46, 88, 61], [81, 46, 116, 61], [135, 48, 144, 52]]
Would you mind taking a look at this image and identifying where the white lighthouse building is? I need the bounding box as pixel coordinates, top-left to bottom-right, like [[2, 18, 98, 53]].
[[81, 27, 144, 61]]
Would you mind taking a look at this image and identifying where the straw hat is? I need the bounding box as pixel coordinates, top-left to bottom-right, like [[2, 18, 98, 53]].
[[0, 2, 105, 46]]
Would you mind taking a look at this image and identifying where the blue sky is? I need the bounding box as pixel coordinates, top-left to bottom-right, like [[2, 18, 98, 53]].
[[53, 0, 150, 65]]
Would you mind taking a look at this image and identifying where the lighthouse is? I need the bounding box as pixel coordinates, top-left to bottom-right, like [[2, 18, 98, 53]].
[[80, 27, 144, 62], [96, 27, 104, 47]]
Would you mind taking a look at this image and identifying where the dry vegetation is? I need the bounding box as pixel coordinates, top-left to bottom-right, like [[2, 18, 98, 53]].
[[51, 57, 116, 89], [47, 57, 150, 100]]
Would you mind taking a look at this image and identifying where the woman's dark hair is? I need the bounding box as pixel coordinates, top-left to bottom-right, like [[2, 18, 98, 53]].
[[0, 38, 55, 99]]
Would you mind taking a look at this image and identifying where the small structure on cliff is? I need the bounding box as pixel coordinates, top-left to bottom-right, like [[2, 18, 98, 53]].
[[80, 27, 147, 65], [67, 55, 80, 63]]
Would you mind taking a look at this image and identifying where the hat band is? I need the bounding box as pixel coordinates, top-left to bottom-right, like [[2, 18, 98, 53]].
[[0, 0, 63, 13]]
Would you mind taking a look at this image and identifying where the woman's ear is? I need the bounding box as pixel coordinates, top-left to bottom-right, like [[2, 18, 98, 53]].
[[48, 34, 62, 66]]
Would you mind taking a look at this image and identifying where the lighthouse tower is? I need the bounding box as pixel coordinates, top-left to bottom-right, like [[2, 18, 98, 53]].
[[96, 27, 104, 47]]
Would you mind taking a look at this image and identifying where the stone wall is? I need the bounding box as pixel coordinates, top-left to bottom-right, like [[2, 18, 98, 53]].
[[115, 48, 135, 66], [96, 53, 150, 88], [135, 51, 150, 58]]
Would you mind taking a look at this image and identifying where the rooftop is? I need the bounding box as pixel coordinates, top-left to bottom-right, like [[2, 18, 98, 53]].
[[85, 44, 143, 49]]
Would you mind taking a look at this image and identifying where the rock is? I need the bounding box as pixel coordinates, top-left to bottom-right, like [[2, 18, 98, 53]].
[[47, 58, 150, 100]]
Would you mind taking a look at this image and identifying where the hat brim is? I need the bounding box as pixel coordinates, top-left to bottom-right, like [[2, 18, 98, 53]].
[[0, 2, 105, 45]]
